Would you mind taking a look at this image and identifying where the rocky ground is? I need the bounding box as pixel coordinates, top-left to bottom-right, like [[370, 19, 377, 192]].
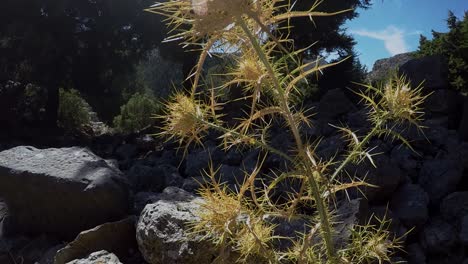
[[0, 55, 468, 263]]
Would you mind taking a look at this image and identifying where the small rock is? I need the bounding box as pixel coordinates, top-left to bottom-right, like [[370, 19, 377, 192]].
[[0, 235, 60, 264], [367, 207, 402, 239], [184, 147, 213, 178], [390, 145, 418, 171], [390, 184, 429, 228], [133, 192, 160, 215], [182, 176, 204, 193], [406, 243, 426, 264], [54, 217, 137, 264], [115, 144, 138, 160], [66, 250, 122, 264], [346, 109, 370, 131], [445, 141, 468, 171], [315, 134, 346, 161], [262, 215, 308, 251], [421, 218, 456, 254], [158, 149, 181, 167], [459, 97, 468, 141], [127, 163, 183, 193], [459, 215, 468, 246], [39, 244, 66, 264], [160, 164, 184, 188], [345, 155, 402, 202], [136, 187, 217, 264], [127, 164, 166, 192], [135, 134, 156, 152], [222, 149, 243, 166], [241, 149, 260, 174], [418, 159, 463, 203], [218, 164, 245, 186], [421, 124, 449, 147], [317, 88, 356, 120], [440, 192, 468, 225]]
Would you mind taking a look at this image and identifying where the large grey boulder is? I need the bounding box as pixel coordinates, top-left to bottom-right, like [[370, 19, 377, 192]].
[[66, 250, 122, 264], [136, 187, 216, 264], [0, 146, 130, 239], [399, 55, 448, 91], [399, 55, 449, 91]]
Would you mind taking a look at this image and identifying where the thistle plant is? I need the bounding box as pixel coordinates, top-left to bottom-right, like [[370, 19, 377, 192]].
[[148, 0, 428, 263]]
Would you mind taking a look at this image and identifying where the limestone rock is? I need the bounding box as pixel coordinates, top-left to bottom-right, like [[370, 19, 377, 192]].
[[66, 250, 122, 264], [54, 217, 137, 264], [0, 146, 130, 239], [136, 187, 216, 264]]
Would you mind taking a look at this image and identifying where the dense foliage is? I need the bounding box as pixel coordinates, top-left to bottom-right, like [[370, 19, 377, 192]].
[[417, 11, 468, 94], [113, 93, 161, 133], [134, 48, 184, 100], [284, 0, 370, 94], [1, 0, 370, 135], [0, 0, 179, 125], [57, 88, 90, 132]]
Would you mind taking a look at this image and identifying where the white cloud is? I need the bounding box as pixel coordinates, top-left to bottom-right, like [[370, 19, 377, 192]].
[[350, 25, 409, 55]]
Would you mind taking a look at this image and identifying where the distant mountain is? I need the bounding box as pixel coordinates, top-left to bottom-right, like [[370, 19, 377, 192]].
[[367, 52, 415, 83]]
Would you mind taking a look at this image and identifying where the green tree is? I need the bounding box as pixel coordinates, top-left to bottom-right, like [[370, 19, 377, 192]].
[[113, 92, 161, 133], [275, 0, 371, 96], [416, 11, 468, 94], [283, 0, 371, 56], [58, 88, 90, 132]]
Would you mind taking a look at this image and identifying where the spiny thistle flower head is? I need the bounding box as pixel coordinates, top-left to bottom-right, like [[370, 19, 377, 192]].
[[159, 93, 209, 147], [358, 73, 427, 128], [380, 74, 427, 124], [234, 216, 276, 261], [147, 0, 262, 43], [238, 54, 267, 84], [219, 46, 270, 93], [340, 215, 404, 264]]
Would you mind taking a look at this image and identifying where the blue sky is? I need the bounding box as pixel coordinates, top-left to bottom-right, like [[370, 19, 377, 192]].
[[345, 0, 468, 70]]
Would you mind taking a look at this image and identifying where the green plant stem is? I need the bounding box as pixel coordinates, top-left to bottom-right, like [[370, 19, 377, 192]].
[[201, 119, 293, 163], [237, 17, 337, 263], [329, 121, 383, 183]]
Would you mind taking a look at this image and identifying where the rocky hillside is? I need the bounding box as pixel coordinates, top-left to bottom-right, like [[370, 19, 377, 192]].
[[1, 54, 468, 263]]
